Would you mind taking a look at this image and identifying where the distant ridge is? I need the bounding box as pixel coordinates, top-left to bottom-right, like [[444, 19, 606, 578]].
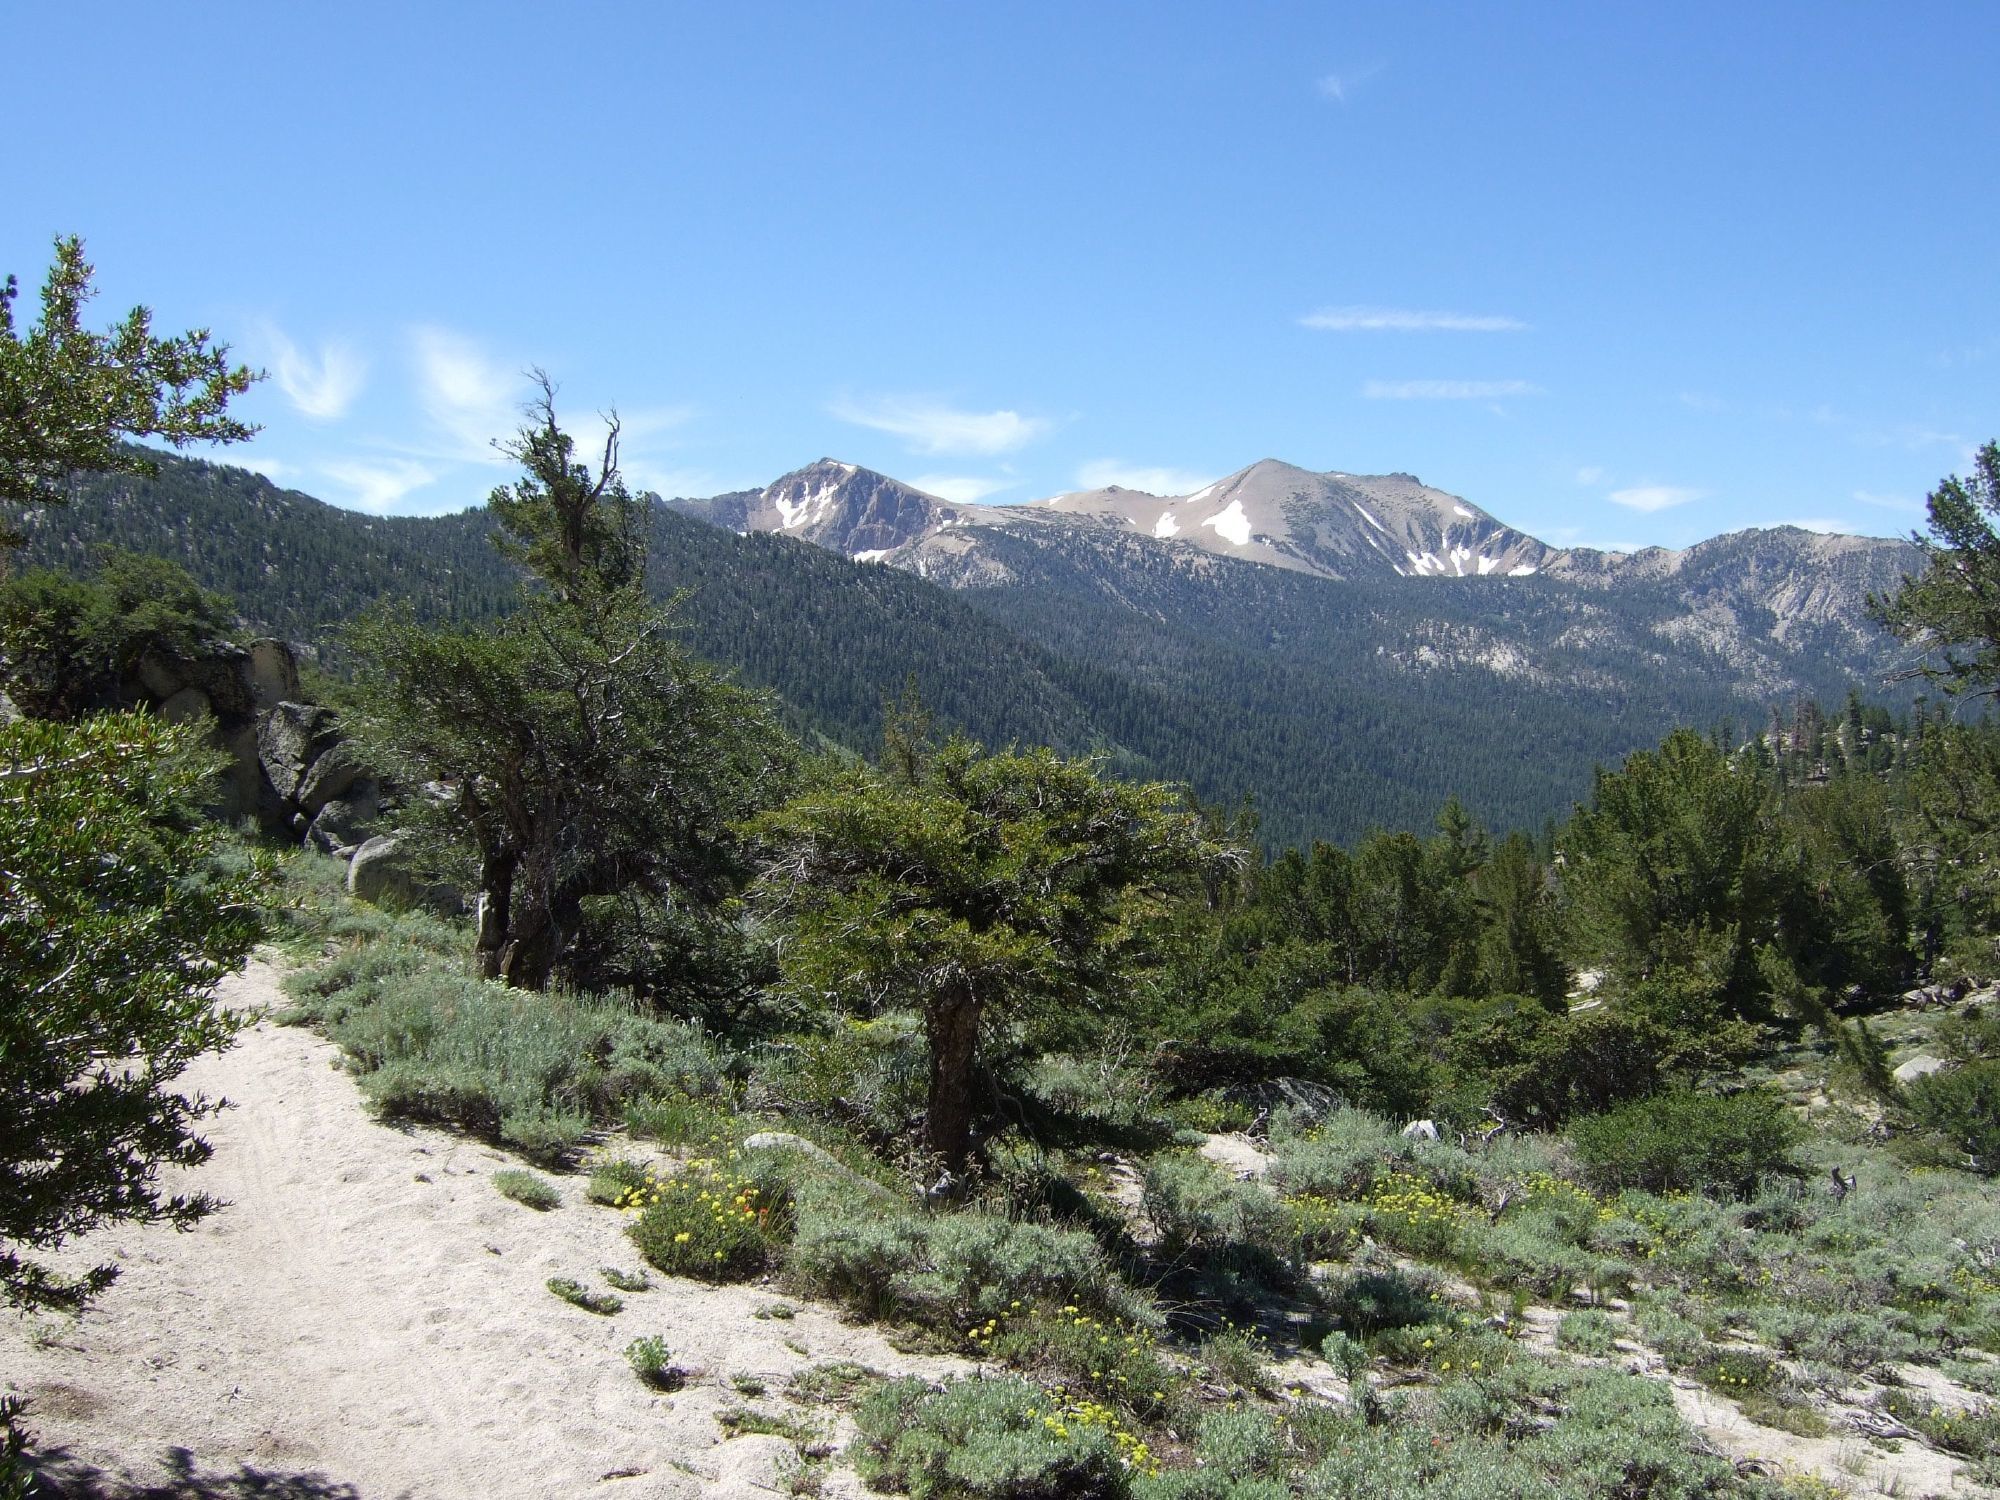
[[26, 451, 1921, 850]]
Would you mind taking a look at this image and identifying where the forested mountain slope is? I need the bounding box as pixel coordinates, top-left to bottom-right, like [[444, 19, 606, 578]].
[[18, 454, 1915, 847]]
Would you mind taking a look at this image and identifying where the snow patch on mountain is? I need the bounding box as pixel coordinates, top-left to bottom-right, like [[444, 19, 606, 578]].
[[775, 479, 844, 530], [1203, 499, 1252, 546]]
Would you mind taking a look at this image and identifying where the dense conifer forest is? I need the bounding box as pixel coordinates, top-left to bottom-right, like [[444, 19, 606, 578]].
[[17, 453, 1912, 848]]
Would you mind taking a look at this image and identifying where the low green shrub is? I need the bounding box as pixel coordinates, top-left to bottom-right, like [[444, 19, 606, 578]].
[[305, 967, 733, 1157], [1371, 1319, 1515, 1378], [624, 1334, 681, 1390], [1554, 1309, 1620, 1357], [1141, 1153, 1290, 1278], [1267, 1108, 1406, 1200], [1747, 1304, 1916, 1374], [1320, 1330, 1369, 1380], [1568, 1087, 1802, 1197], [1327, 1266, 1447, 1338], [491, 1168, 560, 1210], [547, 1276, 621, 1314], [751, 1013, 926, 1143], [790, 1361, 882, 1406], [1198, 1324, 1270, 1392], [280, 936, 440, 1024], [586, 1158, 651, 1206], [601, 1267, 650, 1292], [1354, 1170, 1475, 1261], [787, 1187, 1139, 1331], [978, 1142, 1130, 1247], [1464, 1212, 1594, 1298], [1688, 1344, 1784, 1408], [624, 1091, 741, 1149], [1908, 1060, 2000, 1174], [1629, 1294, 1710, 1369], [1020, 1049, 1175, 1145], [852, 1376, 1140, 1498], [981, 1302, 1184, 1421], [626, 1156, 793, 1283], [1282, 1192, 1362, 1260], [1137, 1407, 1290, 1499], [1166, 1092, 1257, 1136], [1878, 1387, 2000, 1461]]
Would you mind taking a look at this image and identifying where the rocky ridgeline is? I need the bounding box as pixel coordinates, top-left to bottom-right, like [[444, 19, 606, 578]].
[[119, 637, 414, 904]]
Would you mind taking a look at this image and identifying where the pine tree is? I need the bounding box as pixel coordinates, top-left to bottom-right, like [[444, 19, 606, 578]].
[[746, 740, 1234, 1170], [347, 377, 791, 989], [0, 236, 257, 550]]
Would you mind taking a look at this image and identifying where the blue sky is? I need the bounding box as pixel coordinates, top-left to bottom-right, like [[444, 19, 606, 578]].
[[6, 2, 1996, 550]]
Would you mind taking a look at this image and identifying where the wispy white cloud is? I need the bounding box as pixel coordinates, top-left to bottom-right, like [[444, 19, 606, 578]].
[[1075, 461, 1216, 496], [1304, 306, 1526, 333], [911, 473, 1016, 504], [563, 403, 700, 494], [1678, 391, 1724, 412], [262, 323, 367, 421], [1574, 466, 1606, 486], [410, 326, 528, 463], [1362, 379, 1542, 400], [1609, 484, 1705, 513], [1935, 339, 1995, 369], [828, 395, 1048, 456], [1316, 63, 1384, 102], [1853, 488, 1923, 513], [231, 454, 295, 484], [319, 457, 439, 514], [621, 465, 717, 499], [1805, 404, 1969, 455]]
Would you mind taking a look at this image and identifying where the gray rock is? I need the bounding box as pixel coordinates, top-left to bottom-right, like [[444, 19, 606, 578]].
[[297, 741, 365, 813], [307, 780, 380, 853], [0, 687, 18, 725], [347, 835, 411, 906], [258, 701, 340, 802], [136, 643, 255, 724], [210, 723, 275, 825], [157, 686, 213, 724], [1893, 1054, 1949, 1085], [245, 639, 300, 713], [135, 653, 188, 701]]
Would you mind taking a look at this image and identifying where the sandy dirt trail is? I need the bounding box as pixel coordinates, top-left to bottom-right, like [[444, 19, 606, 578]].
[[4, 960, 961, 1500]]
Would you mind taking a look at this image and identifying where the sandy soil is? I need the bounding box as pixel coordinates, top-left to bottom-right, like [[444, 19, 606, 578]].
[[9, 962, 1991, 1499], [4, 961, 964, 1500]]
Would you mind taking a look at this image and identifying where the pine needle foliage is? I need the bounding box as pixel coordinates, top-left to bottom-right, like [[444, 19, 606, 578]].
[[0, 712, 262, 1312]]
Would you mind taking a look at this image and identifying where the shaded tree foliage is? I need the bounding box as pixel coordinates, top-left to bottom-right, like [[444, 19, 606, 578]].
[[0, 236, 256, 549], [746, 740, 1235, 1170], [0, 713, 261, 1313], [0, 549, 238, 719], [347, 379, 790, 990]]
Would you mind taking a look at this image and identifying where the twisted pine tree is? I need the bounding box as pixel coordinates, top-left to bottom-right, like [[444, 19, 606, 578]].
[[348, 376, 790, 990]]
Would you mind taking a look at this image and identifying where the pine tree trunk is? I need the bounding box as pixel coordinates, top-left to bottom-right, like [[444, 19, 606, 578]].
[[495, 842, 561, 991], [475, 850, 516, 981], [924, 987, 983, 1174]]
